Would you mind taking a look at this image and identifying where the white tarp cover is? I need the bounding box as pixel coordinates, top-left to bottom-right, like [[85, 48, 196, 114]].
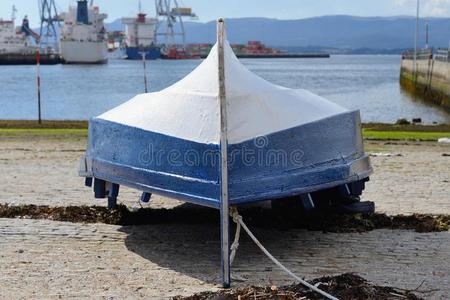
[[99, 41, 347, 145]]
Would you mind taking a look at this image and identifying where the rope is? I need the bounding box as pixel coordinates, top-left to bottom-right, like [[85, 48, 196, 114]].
[[229, 207, 339, 300], [229, 210, 241, 265]]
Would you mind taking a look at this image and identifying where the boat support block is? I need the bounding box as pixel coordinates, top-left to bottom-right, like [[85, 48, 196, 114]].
[[140, 192, 152, 203], [108, 183, 120, 209]]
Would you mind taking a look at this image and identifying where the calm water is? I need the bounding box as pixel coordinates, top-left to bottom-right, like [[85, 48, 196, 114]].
[[1, 55, 450, 123]]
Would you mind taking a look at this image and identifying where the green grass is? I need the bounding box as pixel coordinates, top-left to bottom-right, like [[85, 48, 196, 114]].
[[363, 129, 450, 141], [0, 127, 449, 141]]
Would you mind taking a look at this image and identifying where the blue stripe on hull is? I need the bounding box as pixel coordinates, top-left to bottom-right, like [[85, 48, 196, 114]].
[[125, 47, 161, 60], [87, 118, 221, 207], [84, 111, 372, 208], [227, 110, 371, 204]]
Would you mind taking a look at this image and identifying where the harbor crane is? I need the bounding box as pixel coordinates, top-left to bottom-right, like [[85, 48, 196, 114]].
[[155, 0, 197, 47], [38, 0, 62, 52], [10, 5, 40, 43]]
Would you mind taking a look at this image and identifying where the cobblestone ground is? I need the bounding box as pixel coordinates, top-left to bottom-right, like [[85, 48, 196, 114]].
[[1, 219, 449, 299], [364, 141, 450, 215], [0, 135, 449, 299]]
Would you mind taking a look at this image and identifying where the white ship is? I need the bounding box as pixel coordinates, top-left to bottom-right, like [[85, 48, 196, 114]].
[[60, 0, 108, 64], [121, 3, 160, 60], [0, 7, 36, 55]]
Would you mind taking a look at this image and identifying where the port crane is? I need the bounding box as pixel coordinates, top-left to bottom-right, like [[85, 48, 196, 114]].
[[38, 0, 62, 52], [9, 5, 40, 43], [155, 0, 196, 47]]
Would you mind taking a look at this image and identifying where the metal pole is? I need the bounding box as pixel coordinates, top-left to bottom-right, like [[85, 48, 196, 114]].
[[217, 18, 230, 288], [36, 46, 42, 124], [425, 21, 429, 49], [140, 51, 148, 93], [414, 0, 419, 82]]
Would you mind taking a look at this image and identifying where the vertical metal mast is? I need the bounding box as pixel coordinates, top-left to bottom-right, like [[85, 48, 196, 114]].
[[217, 18, 230, 288], [414, 0, 420, 81], [11, 5, 18, 22]]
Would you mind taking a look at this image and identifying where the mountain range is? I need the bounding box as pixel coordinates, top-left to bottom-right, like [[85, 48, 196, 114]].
[[106, 15, 450, 54]]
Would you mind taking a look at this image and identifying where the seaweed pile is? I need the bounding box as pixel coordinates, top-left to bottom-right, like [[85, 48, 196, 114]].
[[173, 273, 422, 300], [0, 203, 449, 233]]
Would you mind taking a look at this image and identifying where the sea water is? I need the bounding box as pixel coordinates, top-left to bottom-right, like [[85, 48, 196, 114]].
[[0, 55, 449, 123]]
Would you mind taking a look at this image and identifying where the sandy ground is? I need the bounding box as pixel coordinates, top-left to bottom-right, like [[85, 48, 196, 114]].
[[0, 135, 449, 299]]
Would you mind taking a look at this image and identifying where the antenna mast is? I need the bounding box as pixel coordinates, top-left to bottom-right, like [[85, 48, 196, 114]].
[[11, 5, 18, 22], [38, 0, 61, 52], [414, 0, 419, 81]]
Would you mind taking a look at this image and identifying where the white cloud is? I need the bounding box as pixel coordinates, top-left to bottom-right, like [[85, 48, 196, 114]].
[[394, 0, 450, 17], [394, 0, 410, 6]]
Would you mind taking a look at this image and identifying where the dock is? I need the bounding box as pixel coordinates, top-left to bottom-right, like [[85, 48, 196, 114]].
[[199, 53, 330, 59], [400, 48, 450, 112], [0, 53, 62, 65]]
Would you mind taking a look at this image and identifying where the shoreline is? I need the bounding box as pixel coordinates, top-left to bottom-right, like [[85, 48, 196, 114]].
[[1, 120, 449, 129], [1, 120, 449, 141]]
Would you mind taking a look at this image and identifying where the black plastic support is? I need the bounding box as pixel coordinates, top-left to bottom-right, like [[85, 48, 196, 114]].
[[140, 192, 152, 203], [93, 178, 106, 198], [109, 183, 120, 198], [350, 181, 365, 196], [107, 197, 117, 209], [85, 177, 93, 187], [107, 184, 120, 209]]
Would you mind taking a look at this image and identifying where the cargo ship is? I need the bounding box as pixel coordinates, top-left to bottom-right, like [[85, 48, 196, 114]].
[[122, 10, 160, 60], [186, 41, 330, 59], [0, 17, 33, 54], [0, 9, 60, 65], [60, 0, 108, 64]]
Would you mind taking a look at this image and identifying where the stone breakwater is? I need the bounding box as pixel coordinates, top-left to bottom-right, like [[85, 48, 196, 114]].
[[400, 54, 450, 112]]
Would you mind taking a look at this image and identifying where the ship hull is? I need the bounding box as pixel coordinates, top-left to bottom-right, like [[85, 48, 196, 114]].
[[124, 46, 161, 60], [0, 53, 62, 65], [61, 41, 108, 64], [80, 111, 372, 209]]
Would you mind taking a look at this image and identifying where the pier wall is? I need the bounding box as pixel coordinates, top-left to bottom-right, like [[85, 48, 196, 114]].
[[400, 56, 450, 111]]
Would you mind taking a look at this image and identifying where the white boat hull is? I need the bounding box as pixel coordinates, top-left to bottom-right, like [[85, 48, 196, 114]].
[[60, 41, 107, 64]]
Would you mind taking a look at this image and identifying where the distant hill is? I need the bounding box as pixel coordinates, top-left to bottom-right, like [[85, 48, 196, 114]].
[[107, 15, 450, 53]]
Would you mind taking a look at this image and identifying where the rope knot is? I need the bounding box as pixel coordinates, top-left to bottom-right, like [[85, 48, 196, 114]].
[[230, 207, 242, 224]]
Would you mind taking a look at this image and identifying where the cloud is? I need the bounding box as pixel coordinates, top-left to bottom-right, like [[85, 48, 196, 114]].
[[394, 0, 450, 16], [394, 0, 409, 6]]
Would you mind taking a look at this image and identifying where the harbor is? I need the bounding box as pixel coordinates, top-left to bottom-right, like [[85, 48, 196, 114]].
[[401, 48, 450, 112], [0, 1, 329, 64], [1, 0, 450, 299]]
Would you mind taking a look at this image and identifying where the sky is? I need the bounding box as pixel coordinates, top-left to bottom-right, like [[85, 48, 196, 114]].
[[2, 0, 450, 27]]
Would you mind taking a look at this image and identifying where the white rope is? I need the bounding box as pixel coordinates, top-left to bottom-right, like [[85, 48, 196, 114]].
[[230, 211, 241, 265], [229, 208, 339, 300]]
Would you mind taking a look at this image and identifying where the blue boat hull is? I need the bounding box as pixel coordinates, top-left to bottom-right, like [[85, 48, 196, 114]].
[[80, 111, 372, 209], [125, 47, 161, 60]]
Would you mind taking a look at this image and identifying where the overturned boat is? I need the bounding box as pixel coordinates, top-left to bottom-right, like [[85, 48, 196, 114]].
[[79, 19, 372, 287]]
